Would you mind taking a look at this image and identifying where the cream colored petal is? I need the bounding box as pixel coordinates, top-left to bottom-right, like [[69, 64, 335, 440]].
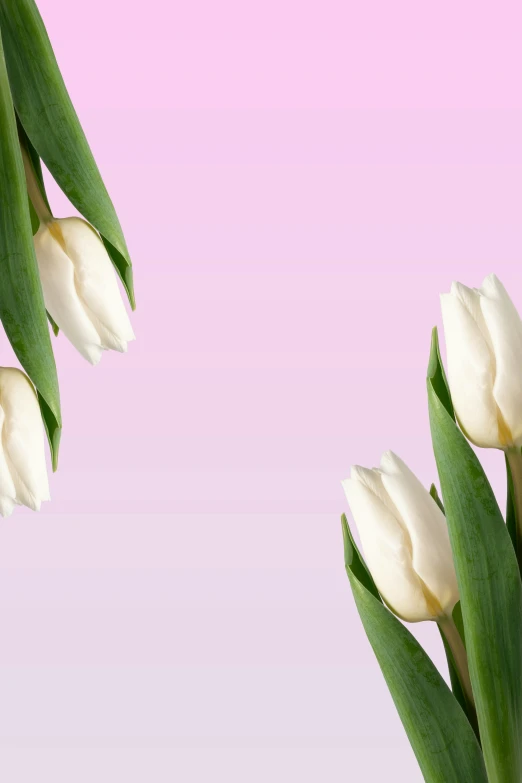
[[0, 368, 50, 512], [350, 464, 396, 515], [441, 291, 500, 447], [342, 477, 431, 622], [479, 275, 522, 445], [379, 452, 459, 616], [58, 218, 135, 353], [0, 403, 17, 518], [34, 224, 103, 364]]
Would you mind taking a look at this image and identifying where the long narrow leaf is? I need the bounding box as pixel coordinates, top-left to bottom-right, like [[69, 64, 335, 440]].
[[342, 516, 487, 782], [506, 453, 517, 550], [341, 513, 381, 601], [427, 327, 522, 783], [0, 28, 61, 467], [0, 0, 135, 308]]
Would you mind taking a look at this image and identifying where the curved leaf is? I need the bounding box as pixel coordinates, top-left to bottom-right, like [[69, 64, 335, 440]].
[[342, 515, 487, 782], [341, 513, 381, 601], [0, 0, 135, 308], [427, 327, 522, 783], [427, 326, 454, 420], [506, 453, 517, 551], [0, 28, 61, 468]]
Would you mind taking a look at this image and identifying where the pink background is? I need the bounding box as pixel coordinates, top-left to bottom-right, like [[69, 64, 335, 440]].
[[0, 0, 521, 780]]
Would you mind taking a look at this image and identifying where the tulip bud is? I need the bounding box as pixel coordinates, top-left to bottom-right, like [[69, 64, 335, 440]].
[[440, 274, 522, 449], [0, 367, 50, 517], [34, 217, 135, 365], [342, 451, 459, 623]]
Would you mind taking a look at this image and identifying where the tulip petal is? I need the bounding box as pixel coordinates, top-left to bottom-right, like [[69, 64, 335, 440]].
[[441, 291, 499, 447], [59, 219, 135, 352], [34, 218, 135, 364], [343, 477, 430, 621], [0, 406, 17, 518], [479, 275, 522, 445], [380, 451, 459, 617], [34, 225, 104, 365], [0, 369, 50, 511]]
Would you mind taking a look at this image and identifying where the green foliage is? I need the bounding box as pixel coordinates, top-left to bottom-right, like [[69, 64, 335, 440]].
[[0, 28, 61, 468], [428, 328, 522, 782], [0, 0, 135, 308], [342, 515, 487, 782]]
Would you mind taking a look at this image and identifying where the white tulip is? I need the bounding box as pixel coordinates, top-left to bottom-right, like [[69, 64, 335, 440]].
[[0, 368, 50, 517], [342, 451, 459, 623], [34, 217, 135, 365], [441, 274, 522, 449]]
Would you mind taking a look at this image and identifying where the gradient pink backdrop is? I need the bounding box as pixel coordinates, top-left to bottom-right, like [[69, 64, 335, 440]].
[[0, 1, 521, 780]]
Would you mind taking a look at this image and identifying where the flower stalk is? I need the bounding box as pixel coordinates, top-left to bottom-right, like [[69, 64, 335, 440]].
[[20, 143, 52, 225], [437, 613, 478, 737]]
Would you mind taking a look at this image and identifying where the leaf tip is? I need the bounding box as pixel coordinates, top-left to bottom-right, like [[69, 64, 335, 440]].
[[426, 325, 455, 420], [37, 392, 62, 472], [124, 267, 136, 311], [49, 423, 61, 472], [341, 513, 354, 569], [429, 483, 445, 513], [427, 326, 440, 383]]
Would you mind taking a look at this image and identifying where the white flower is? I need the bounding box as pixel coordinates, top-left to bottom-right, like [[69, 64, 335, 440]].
[[0, 368, 50, 517], [34, 217, 135, 365], [440, 274, 522, 449], [342, 451, 458, 622]]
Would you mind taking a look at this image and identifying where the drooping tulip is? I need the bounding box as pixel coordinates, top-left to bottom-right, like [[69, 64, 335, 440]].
[[440, 274, 522, 450], [33, 217, 135, 365], [0, 367, 50, 517], [342, 451, 459, 623]]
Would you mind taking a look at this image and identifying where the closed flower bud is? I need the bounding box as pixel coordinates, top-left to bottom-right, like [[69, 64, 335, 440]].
[[440, 274, 522, 449], [342, 451, 459, 623], [34, 217, 135, 365], [0, 368, 50, 517]]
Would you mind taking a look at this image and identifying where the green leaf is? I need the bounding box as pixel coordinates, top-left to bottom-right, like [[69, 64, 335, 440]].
[[429, 482, 445, 513], [341, 513, 381, 601], [342, 515, 487, 782], [0, 0, 135, 309], [427, 327, 522, 783], [452, 600, 466, 646], [27, 195, 39, 234], [506, 452, 517, 551], [0, 27, 61, 469], [47, 312, 59, 337], [427, 327, 454, 420]]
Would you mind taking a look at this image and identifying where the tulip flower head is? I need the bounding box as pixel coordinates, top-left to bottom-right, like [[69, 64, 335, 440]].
[[342, 451, 459, 623], [441, 274, 522, 449], [0, 367, 50, 517], [34, 217, 135, 365]]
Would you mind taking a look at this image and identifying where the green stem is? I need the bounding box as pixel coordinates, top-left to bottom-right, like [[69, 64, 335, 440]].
[[506, 448, 522, 570], [20, 143, 52, 225], [438, 614, 478, 734]]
